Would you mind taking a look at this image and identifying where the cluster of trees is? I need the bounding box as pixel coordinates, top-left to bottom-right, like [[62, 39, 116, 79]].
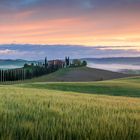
[[65, 57, 87, 67], [0, 58, 61, 82], [0, 57, 87, 82], [23, 63, 60, 79], [70, 59, 87, 67], [0, 64, 61, 82]]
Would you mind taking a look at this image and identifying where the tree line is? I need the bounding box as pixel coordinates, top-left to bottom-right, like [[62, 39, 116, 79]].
[[0, 69, 26, 82], [0, 58, 64, 82], [0, 57, 87, 82]]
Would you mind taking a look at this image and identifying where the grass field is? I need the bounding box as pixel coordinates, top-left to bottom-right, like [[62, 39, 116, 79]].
[[0, 75, 140, 140], [22, 76, 140, 97]]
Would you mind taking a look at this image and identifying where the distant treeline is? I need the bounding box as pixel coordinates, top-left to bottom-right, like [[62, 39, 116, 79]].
[[70, 59, 87, 67], [0, 57, 87, 82]]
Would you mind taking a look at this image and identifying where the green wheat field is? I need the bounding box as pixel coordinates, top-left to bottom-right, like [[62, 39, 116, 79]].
[[0, 76, 140, 140]]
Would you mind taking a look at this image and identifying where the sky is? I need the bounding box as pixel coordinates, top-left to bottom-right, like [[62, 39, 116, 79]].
[[0, 0, 140, 59], [0, 0, 140, 46]]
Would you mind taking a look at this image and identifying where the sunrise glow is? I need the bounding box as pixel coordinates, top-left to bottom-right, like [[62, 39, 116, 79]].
[[0, 0, 139, 49]]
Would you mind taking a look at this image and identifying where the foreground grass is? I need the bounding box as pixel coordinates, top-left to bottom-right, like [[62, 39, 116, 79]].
[[0, 85, 140, 140]]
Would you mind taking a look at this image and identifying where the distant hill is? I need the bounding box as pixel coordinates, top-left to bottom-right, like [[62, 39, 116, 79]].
[[83, 57, 140, 65], [0, 59, 36, 69]]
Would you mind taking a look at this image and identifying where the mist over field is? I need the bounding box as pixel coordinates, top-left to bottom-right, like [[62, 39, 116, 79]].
[[87, 63, 140, 72], [0, 44, 140, 72], [86, 57, 140, 72]]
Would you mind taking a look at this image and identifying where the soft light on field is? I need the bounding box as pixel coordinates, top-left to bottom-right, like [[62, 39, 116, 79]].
[[0, 84, 139, 140]]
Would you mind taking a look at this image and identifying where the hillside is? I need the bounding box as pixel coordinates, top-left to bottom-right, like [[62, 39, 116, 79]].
[[27, 67, 131, 82]]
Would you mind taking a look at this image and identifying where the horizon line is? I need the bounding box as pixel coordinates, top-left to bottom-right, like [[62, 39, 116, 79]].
[[0, 43, 139, 48]]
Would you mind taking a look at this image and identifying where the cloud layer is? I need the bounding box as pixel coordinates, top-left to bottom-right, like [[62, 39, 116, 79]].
[[0, 44, 139, 60]]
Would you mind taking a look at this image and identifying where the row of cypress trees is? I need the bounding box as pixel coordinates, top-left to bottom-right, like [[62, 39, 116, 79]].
[[24, 64, 59, 80], [0, 61, 61, 82], [0, 56, 71, 82], [0, 69, 26, 82]]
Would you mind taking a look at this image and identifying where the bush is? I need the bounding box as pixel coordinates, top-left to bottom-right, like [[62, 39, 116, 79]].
[[82, 61, 87, 66], [70, 59, 87, 67]]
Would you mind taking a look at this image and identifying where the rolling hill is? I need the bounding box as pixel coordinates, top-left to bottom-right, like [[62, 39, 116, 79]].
[[25, 67, 131, 82]]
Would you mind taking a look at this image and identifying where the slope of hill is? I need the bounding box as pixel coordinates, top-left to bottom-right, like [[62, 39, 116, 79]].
[[27, 67, 131, 82]]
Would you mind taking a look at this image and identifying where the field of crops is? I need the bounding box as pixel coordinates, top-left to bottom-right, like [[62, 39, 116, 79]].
[[0, 76, 140, 140], [23, 76, 140, 97]]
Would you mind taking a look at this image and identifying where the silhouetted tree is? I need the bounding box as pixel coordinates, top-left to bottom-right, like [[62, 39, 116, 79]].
[[45, 57, 48, 68], [65, 56, 70, 67], [82, 61, 87, 66]]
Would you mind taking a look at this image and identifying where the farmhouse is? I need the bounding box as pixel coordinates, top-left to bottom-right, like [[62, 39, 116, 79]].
[[48, 60, 65, 68]]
